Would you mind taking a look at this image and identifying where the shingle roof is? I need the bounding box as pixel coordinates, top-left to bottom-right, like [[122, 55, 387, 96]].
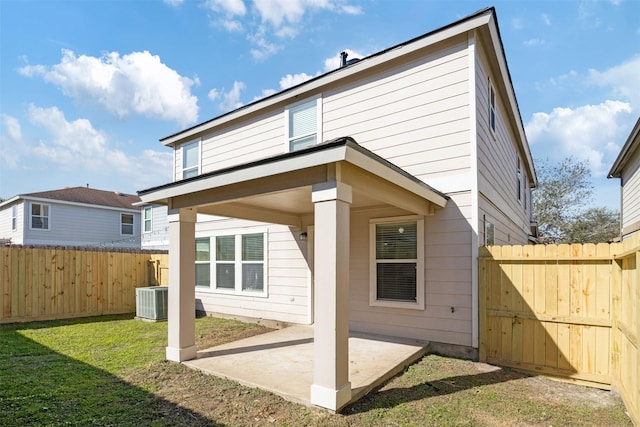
[[22, 186, 141, 210]]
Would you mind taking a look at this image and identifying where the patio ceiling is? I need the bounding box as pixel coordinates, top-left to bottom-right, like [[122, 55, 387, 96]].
[[138, 137, 448, 226]]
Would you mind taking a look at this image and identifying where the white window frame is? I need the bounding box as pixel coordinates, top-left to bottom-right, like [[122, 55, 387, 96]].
[[369, 216, 424, 310], [181, 139, 200, 179], [195, 228, 268, 297], [488, 79, 497, 136], [120, 213, 134, 236], [11, 205, 17, 231], [143, 206, 152, 233], [517, 156, 522, 202], [29, 202, 50, 231], [284, 95, 323, 152]]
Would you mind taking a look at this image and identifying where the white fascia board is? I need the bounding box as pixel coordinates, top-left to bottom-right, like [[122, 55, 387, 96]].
[[344, 147, 448, 208], [160, 12, 492, 148], [17, 196, 140, 213], [0, 196, 21, 209]]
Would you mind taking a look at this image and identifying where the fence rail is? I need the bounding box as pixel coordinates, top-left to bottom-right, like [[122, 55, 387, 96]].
[[0, 246, 168, 323], [479, 234, 639, 426]]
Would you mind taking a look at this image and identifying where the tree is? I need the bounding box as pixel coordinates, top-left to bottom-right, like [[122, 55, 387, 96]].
[[533, 157, 619, 244], [563, 207, 620, 243]]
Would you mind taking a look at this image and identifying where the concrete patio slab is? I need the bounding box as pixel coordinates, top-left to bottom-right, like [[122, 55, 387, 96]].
[[184, 325, 428, 409]]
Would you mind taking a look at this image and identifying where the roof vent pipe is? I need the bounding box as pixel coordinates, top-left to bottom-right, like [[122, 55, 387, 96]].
[[340, 51, 348, 67]]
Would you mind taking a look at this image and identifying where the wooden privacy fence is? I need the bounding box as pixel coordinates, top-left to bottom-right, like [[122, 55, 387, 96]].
[[0, 246, 168, 323], [479, 233, 639, 426]]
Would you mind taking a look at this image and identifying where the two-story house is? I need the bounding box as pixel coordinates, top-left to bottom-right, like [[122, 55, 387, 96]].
[[0, 186, 142, 248], [139, 7, 536, 410], [608, 116, 640, 240]]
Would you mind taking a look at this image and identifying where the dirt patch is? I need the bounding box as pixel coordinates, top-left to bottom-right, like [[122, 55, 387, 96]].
[[127, 354, 632, 426]]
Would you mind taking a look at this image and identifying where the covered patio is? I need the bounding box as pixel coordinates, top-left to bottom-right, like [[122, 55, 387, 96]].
[[185, 325, 428, 408], [138, 137, 448, 411]]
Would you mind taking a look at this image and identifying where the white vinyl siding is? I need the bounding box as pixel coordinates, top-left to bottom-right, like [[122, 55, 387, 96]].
[[322, 38, 472, 194], [475, 49, 530, 245], [194, 219, 310, 324], [0, 202, 24, 244], [620, 144, 640, 235], [18, 201, 141, 248], [140, 205, 169, 249]]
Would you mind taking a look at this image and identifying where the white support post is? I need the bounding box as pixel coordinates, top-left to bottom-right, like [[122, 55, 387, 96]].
[[165, 207, 198, 362], [309, 182, 352, 411]]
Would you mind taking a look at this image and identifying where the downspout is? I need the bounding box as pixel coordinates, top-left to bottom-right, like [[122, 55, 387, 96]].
[[468, 32, 480, 349]]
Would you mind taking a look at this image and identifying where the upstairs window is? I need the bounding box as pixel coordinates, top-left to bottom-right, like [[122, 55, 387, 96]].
[[488, 80, 496, 134], [182, 140, 200, 179], [30, 203, 50, 230], [286, 97, 322, 152], [369, 217, 424, 310], [121, 213, 134, 235], [143, 206, 152, 233], [11, 206, 17, 231]]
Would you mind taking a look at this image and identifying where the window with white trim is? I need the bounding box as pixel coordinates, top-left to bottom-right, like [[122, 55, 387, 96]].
[[195, 232, 267, 295], [11, 206, 17, 231], [488, 79, 496, 134], [121, 213, 134, 235], [285, 96, 322, 152], [143, 206, 152, 233], [485, 219, 495, 246], [517, 157, 522, 201], [369, 217, 424, 309], [30, 203, 50, 230], [182, 140, 200, 179]]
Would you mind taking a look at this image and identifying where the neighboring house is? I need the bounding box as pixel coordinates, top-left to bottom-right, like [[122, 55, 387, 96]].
[[608, 116, 640, 239], [139, 8, 536, 410], [0, 186, 142, 248]]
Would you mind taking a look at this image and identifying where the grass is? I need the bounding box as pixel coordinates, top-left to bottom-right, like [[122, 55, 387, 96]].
[[0, 315, 633, 426]]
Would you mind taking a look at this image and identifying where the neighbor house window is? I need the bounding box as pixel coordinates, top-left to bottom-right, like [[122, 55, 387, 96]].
[[30, 203, 50, 230], [11, 206, 17, 231], [121, 213, 134, 235], [285, 96, 322, 152], [489, 79, 496, 134], [369, 217, 424, 310], [182, 140, 200, 179], [143, 206, 152, 233], [195, 231, 267, 295]]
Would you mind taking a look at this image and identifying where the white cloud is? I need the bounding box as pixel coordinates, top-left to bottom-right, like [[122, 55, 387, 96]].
[[279, 73, 315, 90], [541, 13, 551, 26], [587, 55, 640, 111], [164, 0, 184, 6], [208, 88, 220, 101], [1, 114, 22, 141], [219, 81, 246, 111], [524, 38, 545, 47], [511, 18, 523, 30], [24, 104, 172, 190], [19, 49, 199, 126], [525, 100, 632, 176], [205, 0, 247, 16], [206, 0, 364, 60]]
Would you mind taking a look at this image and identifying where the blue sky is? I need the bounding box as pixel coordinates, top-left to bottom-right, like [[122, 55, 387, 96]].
[[1, 0, 639, 211]]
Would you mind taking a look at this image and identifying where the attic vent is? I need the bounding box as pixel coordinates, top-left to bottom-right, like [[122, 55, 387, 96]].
[[136, 286, 168, 321]]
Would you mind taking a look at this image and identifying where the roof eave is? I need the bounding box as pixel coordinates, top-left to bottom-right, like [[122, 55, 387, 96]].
[[608, 117, 640, 178]]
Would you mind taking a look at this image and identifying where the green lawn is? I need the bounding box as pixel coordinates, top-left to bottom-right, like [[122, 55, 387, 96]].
[[0, 315, 633, 426]]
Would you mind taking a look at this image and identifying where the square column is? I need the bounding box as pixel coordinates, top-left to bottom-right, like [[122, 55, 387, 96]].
[[166, 207, 198, 362], [310, 182, 352, 411]]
